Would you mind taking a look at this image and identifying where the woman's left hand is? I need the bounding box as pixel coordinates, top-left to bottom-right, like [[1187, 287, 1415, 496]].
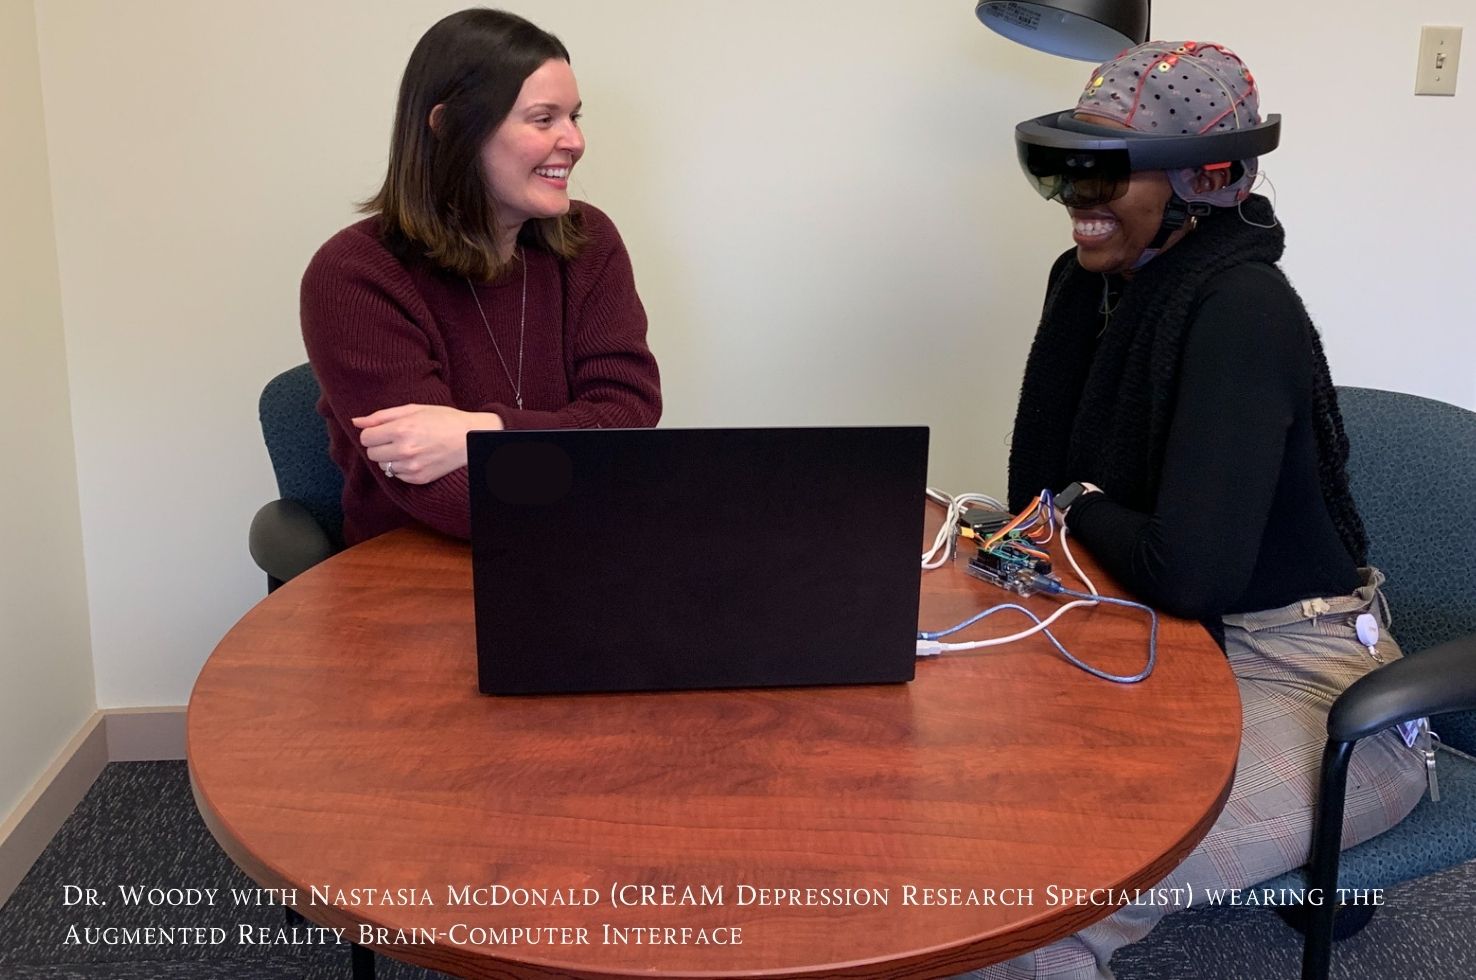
[[354, 404, 503, 484]]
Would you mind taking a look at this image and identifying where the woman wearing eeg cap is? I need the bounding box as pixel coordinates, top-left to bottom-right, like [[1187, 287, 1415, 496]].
[[965, 42, 1428, 979]]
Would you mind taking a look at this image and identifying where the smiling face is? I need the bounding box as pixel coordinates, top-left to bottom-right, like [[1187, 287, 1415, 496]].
[[1068, 168, 1176, 275], [1064, 114, 1178, 276], [481, 58, 585, 244]]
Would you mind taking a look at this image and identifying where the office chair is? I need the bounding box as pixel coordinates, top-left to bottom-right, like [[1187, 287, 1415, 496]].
[[248, 362, 345, 592], [1243, 387, 1476, 980], [251, 367, 372, 977]]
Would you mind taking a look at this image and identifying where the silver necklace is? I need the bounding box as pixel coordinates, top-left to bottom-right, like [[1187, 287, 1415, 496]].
[[466, 248, 526, 410]]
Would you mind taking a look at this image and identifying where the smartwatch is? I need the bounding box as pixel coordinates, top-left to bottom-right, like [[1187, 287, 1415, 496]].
[[1054, 481, 1100, 513]]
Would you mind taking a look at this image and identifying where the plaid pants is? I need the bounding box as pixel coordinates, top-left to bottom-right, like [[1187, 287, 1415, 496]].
[[962, 568, 1429, 980]]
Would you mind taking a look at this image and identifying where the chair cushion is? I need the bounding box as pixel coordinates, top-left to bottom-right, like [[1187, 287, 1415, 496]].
[[1259, 748, 1476, 894]]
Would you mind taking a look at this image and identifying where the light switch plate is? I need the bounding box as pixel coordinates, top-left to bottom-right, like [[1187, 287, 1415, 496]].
[[1416, 25, 1462, 96]]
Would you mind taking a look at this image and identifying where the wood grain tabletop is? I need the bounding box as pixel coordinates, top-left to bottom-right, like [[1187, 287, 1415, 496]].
[[188, 514, 1239, 978]]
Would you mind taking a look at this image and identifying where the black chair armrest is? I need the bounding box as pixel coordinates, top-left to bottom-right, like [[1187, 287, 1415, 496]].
[[248, 499, 336, 585], [1328, 633, 1476, 743]]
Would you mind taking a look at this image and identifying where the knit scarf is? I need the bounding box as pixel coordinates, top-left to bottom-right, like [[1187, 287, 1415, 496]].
[[1006, 196, 1354, 546]]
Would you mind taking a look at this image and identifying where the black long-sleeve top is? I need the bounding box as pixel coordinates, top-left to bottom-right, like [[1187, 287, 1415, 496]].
[[1063, 263, 1360, 621]]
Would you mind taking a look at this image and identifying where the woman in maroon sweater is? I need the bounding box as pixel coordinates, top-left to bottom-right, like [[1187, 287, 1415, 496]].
[[301, 8, 661, 545]]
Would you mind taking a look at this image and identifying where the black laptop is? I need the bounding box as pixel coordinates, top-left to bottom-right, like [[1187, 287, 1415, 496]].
[[467, 427, 928, 695]]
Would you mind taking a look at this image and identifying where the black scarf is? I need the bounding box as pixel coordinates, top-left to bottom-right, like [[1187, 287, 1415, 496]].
[[1007, 195, 1362, 566]]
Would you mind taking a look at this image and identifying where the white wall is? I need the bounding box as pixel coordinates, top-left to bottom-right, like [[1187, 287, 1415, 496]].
[[1150, 2, 1476, 409], [0, 0, 96, 820], [26, 1, 1476, 708]]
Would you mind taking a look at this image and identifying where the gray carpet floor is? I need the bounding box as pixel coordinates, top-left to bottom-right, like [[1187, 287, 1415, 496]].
[[1, 762, 1473, 979]]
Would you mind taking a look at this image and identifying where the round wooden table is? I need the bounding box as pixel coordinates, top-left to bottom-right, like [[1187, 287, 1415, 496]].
[[189, 522, 1239, 978]]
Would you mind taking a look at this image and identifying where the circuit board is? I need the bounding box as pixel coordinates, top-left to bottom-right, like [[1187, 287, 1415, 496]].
[[965, 536, 1054, 595]]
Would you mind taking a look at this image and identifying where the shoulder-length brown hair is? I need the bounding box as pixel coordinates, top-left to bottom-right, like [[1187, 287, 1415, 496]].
[[364, 8, 587, 281]]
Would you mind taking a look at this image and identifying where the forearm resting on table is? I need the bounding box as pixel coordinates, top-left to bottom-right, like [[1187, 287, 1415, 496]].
[[1066, 494, 1255, 620], [355, 404, 505, 484]]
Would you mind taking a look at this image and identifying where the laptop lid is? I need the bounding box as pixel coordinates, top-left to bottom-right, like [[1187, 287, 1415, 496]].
[[467, 427, 928, 695]]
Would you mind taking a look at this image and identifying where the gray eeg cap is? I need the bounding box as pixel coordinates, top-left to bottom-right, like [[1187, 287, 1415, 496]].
[[1075, 41, 1264, 206]]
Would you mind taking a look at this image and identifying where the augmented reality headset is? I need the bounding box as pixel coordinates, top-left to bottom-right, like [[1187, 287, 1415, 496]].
[[1015, 111, 1281, 209]]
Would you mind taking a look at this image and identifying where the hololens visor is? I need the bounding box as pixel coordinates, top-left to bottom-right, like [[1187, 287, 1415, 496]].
[[1015, 111, 1281, 209]]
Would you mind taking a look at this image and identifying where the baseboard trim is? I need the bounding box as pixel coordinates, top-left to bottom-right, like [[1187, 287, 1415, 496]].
[[0, 706, 187, 907], [0, 715, 108, 907], [105, 706, 187, 762]]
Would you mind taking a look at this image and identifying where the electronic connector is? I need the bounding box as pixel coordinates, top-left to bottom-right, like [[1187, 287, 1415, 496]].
[[965, 539, 1057, 596]]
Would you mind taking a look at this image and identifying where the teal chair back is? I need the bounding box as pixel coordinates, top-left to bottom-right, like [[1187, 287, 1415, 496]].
[[1338, 386, 1476, 752], [1258, 387, 1476, 915], [259, 363, 345, 549], [248, 363, 345, 590]]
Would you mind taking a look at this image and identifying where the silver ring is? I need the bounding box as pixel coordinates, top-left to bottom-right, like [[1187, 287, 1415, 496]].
[[383, 460, 395, 479]]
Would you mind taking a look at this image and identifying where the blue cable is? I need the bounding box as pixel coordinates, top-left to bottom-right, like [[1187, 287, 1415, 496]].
[[918, 603, 1079, 662], [918, 576, 1158, 684], [1037, 579, 1158, 684], [920, 602, 1057, 641]]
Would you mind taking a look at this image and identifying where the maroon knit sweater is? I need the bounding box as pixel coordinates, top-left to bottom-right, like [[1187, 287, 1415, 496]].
[[301, 203, 662, 545]]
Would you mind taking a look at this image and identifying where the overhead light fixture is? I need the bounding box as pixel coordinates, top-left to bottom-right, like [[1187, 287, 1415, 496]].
[[975, 0, 1151, 61]]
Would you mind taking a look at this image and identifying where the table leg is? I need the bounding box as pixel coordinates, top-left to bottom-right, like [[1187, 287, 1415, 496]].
[[352, 942, 377, 979]]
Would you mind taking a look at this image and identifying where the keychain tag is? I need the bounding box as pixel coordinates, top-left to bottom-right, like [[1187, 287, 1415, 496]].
[[1355, 611, 1417, 745], [1355, 613, 1384, 663]]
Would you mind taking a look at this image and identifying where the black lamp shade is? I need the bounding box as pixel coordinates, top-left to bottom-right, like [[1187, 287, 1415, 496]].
[[976, 0, 1150, 62]]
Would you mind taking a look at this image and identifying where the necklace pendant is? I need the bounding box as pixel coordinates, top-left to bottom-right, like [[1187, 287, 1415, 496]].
[[516, 396, 524, 410]]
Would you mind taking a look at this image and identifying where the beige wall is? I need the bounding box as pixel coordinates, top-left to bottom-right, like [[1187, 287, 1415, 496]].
[[17, 0, 1476, 712], [1172, 2, 1476, 409], [0, 0, 96, 821]]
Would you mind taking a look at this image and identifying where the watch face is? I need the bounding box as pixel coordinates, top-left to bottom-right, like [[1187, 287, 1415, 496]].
[[1055, 483, 1085, 511]]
